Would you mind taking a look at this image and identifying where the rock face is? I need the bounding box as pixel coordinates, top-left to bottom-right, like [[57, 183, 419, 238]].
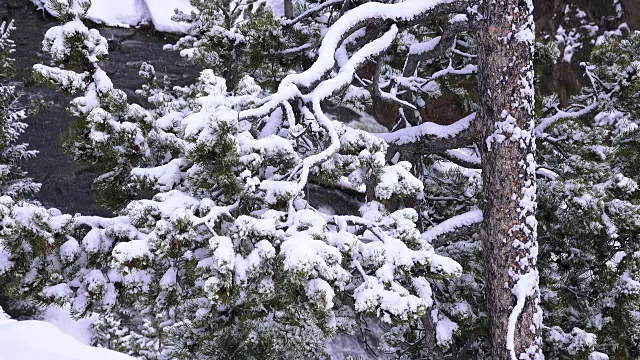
[[0, 0, 637, 217]]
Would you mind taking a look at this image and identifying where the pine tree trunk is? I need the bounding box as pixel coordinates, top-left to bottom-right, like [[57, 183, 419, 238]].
[[477, 0, 544, 359], [284, 0, 294, 20], [421, 313, 445, 360]]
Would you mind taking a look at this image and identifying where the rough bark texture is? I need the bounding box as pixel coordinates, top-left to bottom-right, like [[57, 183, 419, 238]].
[[420, 313, 445, 360], [283, 0, 293, 20], [477, 1, 543, 359]]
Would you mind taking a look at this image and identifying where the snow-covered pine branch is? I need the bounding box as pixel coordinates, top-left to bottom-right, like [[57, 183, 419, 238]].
[[0, 20, 39, 200], [21, 2, 469, 357], [7, 1, 639, 358]]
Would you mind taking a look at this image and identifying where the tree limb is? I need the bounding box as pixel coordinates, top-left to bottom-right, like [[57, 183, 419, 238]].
[[403, 20, 475, 78], [379, 112, 478, 157]]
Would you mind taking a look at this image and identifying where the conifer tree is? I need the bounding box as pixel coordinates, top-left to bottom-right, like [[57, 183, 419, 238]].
[[32, 1, 464, 358], [18, 1, 640, 359], [166, 0, 286, 89], [0, 19, 48, 317], [538, 32, 640, 360], [0, 20, 39, 199]]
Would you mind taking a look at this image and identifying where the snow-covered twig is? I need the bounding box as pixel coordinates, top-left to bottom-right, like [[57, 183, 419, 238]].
[[536, 63, 602, 136], [402, 20, 473, 78], [282, 0, 343, 27]]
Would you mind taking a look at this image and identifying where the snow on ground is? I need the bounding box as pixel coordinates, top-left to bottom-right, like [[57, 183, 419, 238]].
[[42, 306, 98, 345], [86, 0, 148, 28], [143, 0, 195, 32], [0, 306, 133, 360], [33, 0, 285, 32], [5, 304, 385, 359]]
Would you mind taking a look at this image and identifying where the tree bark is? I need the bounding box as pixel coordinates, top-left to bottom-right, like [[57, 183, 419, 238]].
[[477, 0, 543, 359], [421, 312, 445, 360], [284, 0, 294, 20]]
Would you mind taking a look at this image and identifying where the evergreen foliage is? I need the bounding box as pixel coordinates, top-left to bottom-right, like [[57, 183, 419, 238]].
[[0, 21, 39, 199], [1, 1, 639, 359], [0, 19, 45, 317], [24, 1, 464, 358], [166, 0, 287, 89], [537, 32, 640, 359]]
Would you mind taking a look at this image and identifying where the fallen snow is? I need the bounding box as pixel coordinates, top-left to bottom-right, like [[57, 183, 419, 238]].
[[0, 306, 133, 360], [42, 306, 97, 345], [33, 0, 285, 33], [86, 0, 148, 27]]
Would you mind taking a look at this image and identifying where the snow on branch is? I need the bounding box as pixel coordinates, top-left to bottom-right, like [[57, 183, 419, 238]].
[[403, 20, 474, 77], [440, 148, 481, 169], [535, 63, 602, 136], [240, 0, 467, 120], [379, 112, 477, 156], [282, 0, 344, 27], [241, 0, 470, 191], [422, 209, 483, 243], [294, 25, 400, 191], [536, 100, 599, 136]]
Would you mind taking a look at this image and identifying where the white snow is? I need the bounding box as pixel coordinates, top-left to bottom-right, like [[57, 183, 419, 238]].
[[86, 0, 148, 27], [144, 0, 195, 33], [514, 28, 535, 44], [409, 36, 441, 55], [422, 209, 483, 242], [378, 112, 475, 145], [42, 306, 96, 345], [33, 0, 284, 32], [0, 306, 133, 360], [434, 311, 459, 347], [506, 270, 539, 360]]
